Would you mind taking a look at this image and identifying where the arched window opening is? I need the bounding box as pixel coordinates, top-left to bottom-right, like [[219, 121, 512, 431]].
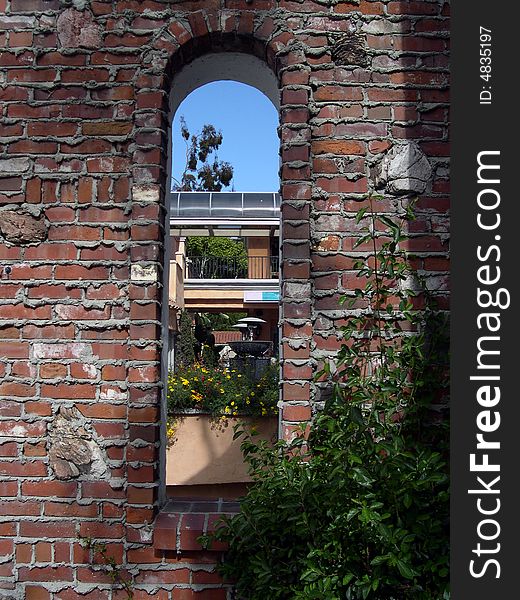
[[162, 55, 281, 502]]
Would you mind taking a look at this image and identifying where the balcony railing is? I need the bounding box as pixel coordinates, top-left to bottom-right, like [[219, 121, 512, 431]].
[[186, 255, 279, 280]]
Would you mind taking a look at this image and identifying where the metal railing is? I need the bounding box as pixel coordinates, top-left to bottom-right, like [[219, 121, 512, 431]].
[[186, 255, 279, 280]]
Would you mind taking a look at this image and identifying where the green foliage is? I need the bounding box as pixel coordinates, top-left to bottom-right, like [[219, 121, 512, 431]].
[[203, 198, 450, 600], [205, 311, 248, 332], [167, 361, 279, 418], [175, 310, 196, 369], [79, 536, 134, 599], [174, 116, 233, 191], [187, 236, 247, 260], [186, 236, 249, 279]]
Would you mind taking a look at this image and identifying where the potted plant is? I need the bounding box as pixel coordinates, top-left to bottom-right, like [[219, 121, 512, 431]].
[[166, 361, 278, 486]]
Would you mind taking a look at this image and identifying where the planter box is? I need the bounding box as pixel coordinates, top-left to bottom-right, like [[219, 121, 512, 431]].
[[166, 414, 278, 486]]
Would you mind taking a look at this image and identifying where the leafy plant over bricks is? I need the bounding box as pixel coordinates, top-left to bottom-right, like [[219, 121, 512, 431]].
[[202, 197, 450, 600], [79, 536, 134, 600]]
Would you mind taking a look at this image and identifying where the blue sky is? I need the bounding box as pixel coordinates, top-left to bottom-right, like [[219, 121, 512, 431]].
[[171, 81, 280, 192]]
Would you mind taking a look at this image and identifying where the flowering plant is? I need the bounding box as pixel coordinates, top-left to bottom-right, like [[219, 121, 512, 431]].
[[167, 361, 278, 419]]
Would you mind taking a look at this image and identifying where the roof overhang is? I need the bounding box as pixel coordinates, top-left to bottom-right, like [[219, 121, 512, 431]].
[[170, 220, 279, 237]]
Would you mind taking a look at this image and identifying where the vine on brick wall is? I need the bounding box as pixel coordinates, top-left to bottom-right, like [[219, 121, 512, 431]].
[[203, 198, 450, 600], [79, 536, 134, 599]]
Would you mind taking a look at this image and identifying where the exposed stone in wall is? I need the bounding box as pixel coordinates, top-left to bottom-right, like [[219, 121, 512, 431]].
[[330, 31, 369, 67], [375, 142, 433, 195], [48, 405, 109, 480], [57, 7, 101, 48], [0, 209, 47, 245]]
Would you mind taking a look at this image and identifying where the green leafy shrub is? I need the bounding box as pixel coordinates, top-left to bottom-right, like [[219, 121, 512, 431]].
[[175, 310, 196, 369], [203, 198, 449, 600]]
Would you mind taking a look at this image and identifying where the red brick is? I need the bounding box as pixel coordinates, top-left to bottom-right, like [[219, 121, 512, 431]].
[[128, 365, 160, 383], [0, 326, 19, 340], [127, 464, 155, 484], [312, 140, 365, 155], [41, 383, 96, 400], [54, 589, 109, 600], [77, 404, 126, 420], [18, 566, 74, 582], [391, 71, 447, 87], [27, 122, 77, 137], [27, 284, 81, 299], [0, 420, 46, 437], [25, 586, 51, 600], [87, 284, 122, 301], [0, 177, 22, 191], [48, 225, 99, 242], [0, 522, 16, 536], [0, 400, 22, 420], [61, 140, 112, 154], [86, 157, 130, 173], [79, 522, 124, 539], [0, 461, 47, 477], [315, 177, 368, 194], [127, 485, 156, 504], [24, 440, 48, 455], [23, 325, 75, 340], [174, 589, 228, 600], [81, 481, 126, 500], [34, 542, 52, 563], [44, 502, 98, 518], [314, 85, 362, 102], [0, 382, 35, 397], [22, 481, 78, 498], [0, 303, 51, 320], [13, 541, 33, 560], [55, 265, 109, 280], [0, 481, 18, 497], [9, 140, 58, 154], [414, 18, 450, 33]]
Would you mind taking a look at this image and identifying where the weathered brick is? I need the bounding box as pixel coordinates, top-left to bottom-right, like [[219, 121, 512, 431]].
[[0, 0, 450, 594]]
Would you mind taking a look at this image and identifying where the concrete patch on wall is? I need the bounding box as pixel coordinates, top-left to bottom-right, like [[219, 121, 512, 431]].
[[57, 7, 101, 49], [330, 31, 369, 67], [49, 406, 109, 480], [131, 264, 159, 282], [0, 209, 47, 245], [132, 184, 161, 203], [375, 142, 433, 195]]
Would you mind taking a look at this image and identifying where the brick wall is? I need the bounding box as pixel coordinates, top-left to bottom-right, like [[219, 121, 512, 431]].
[[0, 0, 449, 597]]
